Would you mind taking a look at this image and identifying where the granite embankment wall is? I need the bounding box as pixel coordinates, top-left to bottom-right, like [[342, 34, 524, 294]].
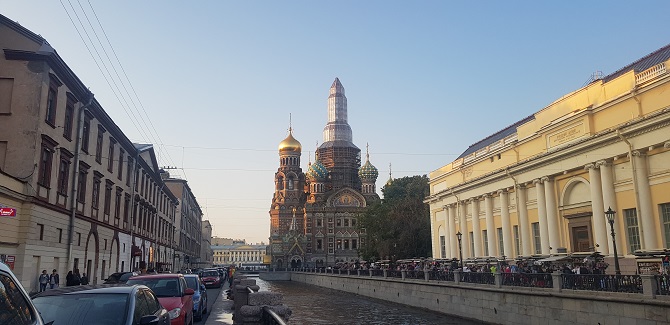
[[288, 272, 670, 325]]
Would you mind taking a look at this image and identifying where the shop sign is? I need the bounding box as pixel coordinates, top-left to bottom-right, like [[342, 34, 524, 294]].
[[0, 204, 16, 217]]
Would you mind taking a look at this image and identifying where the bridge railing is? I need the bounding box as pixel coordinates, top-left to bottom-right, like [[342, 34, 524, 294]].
[[501, 273, 553, 288], [460, 272, 495, 285], [655, 275, 670, 296], [429, 270, 455, 281], [561, 274, 642, 293]]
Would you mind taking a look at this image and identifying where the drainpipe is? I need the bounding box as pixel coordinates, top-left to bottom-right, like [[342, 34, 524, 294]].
[[616, 129, 644, 249], [67, 93, 94, 272]]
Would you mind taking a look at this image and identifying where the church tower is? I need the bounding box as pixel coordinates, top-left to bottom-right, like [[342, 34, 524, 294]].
[[269, 126, 307, 268]]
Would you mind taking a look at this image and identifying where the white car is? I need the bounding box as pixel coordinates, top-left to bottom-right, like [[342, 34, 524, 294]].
[[0, 261, 45, 325]]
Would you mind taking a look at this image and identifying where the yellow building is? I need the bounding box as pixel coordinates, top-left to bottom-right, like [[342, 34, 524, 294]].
[[212, 243, 267, 270], [425, 44, 670, 272]]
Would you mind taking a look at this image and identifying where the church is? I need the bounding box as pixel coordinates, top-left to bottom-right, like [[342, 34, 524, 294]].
[[269, 78, 380, 269]]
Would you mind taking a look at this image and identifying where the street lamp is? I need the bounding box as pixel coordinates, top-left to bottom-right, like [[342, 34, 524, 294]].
[[605, 207, 621, 276], [456, 231, 463, 269]]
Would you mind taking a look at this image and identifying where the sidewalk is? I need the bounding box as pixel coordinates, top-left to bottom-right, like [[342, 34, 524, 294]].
[[204, 283, 235, 325]]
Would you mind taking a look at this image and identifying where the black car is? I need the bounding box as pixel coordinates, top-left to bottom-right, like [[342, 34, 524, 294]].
[[104, 271, 139, 284], [32, 284, 170, 325]]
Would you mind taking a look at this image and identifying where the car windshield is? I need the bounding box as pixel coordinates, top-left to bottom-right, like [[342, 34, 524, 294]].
[[127, 278, 180, 297], [185, 277, 198, 290], [202, 271, 218, 277], [0, 273, 35, 325], [33, 293, 128, 325]]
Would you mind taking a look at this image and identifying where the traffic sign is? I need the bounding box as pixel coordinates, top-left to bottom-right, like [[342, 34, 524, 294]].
[[0, 207, 16, 217]]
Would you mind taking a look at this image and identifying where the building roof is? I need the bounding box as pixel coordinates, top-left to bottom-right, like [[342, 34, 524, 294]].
[[456, 115, 534, 159], [603, 43, 670, 83], [211, 244, 267, 250]]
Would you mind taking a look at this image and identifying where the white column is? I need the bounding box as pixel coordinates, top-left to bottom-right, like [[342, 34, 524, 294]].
[[485, 195, 496, 256], [633, 151, 659, 250], [460, 202, 471, 258], [500, 190, 513, 258], [471, 198, 482, 257], [598, 160, 621, 255], [517, 185, 532, 256], [442, 206, 452, 258], [534, 179, 550, 255], [543, 177, 561, 254], [448, 205, 458, 258], [586, 163, 608, 254]]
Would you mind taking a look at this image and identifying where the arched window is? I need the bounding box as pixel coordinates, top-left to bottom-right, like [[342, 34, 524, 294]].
[[288, 177, 294, 190], [277, 177, 284, 190]]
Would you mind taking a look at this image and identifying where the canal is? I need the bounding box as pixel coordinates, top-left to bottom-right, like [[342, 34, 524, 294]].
[[252, 276, 485, 325]]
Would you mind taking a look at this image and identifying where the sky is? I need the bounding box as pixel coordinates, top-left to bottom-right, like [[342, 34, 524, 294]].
[[3, 1, 670, 244]]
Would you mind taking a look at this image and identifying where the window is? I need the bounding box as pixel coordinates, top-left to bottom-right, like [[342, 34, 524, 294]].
[[0, 273, 37, 325], [115, 187, 122, 220], [124, 194, 130, 224], [77, 232, 81, 246], [440, 236, 446, 258], [352, 219, 357, 227], [37, 223, 44, 240], [352, 239, 357, 249], [624, 208, 641, 253], [532, 222, 541, 254], [118, 149, 124, 180], [57, 228, 62, 243], [482, 230, 489, 256], [81, 114, 91, 153], [38, 136, 58, 188], [63, 96, 75, 140], [497, 227, 504, 256], [92, 172, 102, 209], [95, 125, 106, 163], [104, 180, 113, 216], [513, 225, 520, 257], [344, 219, 349, 227], [126, 158, 133, 186], [344, 239, 349, 249], [108, 137, 116, 172], [336, 219, 342, 227], [316, 219, 322, 227], [316, 239, 322, 250], [45, 75, 61, 126], [56, 149, 73, 195], [661, 203, 670, 248], [77, 162, 90, 203]]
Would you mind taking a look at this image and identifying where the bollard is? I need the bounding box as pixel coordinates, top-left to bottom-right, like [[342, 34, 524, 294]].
[[369, 269, 373, 277], [494, 272, 502, 288], [357, 269, 361, 276], [641, 274, 658, 299], [424, 270, 430, 282], [551, 271, 563, 293], [383, 269, 388, 278], [347, 269, 351, 276], [454, 269, 461, 284], [401, 270, 406, 281]]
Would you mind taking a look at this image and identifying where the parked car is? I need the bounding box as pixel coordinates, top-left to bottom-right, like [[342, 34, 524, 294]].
[[127, 274, 194, 325], [200, 269, 222, 289], [0, 262, 45, 325], [32, 284, 169, 325], [104, 271, 139, 284], [184, 274, 207, 321]]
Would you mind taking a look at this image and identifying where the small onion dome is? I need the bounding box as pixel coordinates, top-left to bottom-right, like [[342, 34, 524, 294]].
[[278, 129, 302, 153], [306, 160, 328, 181], [359, 159, 379, 181]]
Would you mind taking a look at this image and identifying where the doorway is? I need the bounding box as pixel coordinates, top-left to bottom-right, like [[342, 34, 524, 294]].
[[572, 226, 591, 252]]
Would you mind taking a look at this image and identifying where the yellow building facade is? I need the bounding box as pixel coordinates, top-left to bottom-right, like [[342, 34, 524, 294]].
[[426, 44, 670, 272]]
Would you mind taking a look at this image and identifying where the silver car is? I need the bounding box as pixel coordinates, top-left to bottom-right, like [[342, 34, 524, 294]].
[[0, 261, 45, 325]]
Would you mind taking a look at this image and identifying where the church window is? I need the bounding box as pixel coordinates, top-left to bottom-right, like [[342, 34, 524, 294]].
[[336, 239, 342, 249], [344, 240, 349, 249], [288, 177, 294, 190], [352, 239, 357, 249], [351, 219, 357, 227], [344, 219, 349, 227], [317, 239, 322, 250], [316, 219, 322, 227], [336, 219, 342, 227], [277, 177, 284, 190]]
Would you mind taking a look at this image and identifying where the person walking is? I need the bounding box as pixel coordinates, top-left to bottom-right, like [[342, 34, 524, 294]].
[[66, 271, 75, 286], [227, 266, 235, 287], [38, 270, 49, 292], [80, 273, 89, 285], [73, 269, 82, 285], [49, 269, 59, 289]]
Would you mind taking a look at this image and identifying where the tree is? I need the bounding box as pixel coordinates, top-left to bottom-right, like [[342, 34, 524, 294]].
[[358, 175, 431, 261]]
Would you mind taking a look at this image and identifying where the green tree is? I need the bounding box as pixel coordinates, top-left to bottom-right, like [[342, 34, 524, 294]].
[[358, 175, 431, 261]]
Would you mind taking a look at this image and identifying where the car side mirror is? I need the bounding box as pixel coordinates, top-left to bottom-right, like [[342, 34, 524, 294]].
[[139, 315, 160, 325], [184, 288, 195, 295], [200, 284, 206, 291]]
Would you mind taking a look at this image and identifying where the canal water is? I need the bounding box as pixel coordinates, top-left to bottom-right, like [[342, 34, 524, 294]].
[[253, 277, 485, 325]]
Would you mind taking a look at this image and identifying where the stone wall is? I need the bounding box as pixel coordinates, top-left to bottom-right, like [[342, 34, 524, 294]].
[[290, 273, 670, 324]]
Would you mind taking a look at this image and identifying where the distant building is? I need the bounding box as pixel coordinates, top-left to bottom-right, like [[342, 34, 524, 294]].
[[164, 177, 203, 270], [212, 243, 267, 269], [269, 79, 379, 269], [425, 44, 670, 273], [211, 237, 234, 246], [200, 220, 213, 268]]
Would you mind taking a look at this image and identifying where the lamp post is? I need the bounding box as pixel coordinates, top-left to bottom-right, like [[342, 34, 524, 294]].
[[605, 207, 621, 276], [456, 231, 463, 269]]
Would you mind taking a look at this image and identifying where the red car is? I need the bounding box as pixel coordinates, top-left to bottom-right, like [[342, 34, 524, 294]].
[[127, 274, 194, 325], [200, 269, 222, 288]]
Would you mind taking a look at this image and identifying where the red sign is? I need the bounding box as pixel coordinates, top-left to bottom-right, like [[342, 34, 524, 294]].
[[0, 208, 16, 217], [6, 256, 14, 270]]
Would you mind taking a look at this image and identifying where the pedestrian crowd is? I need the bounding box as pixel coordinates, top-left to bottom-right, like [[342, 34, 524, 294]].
[[38, 268, 93, 292]]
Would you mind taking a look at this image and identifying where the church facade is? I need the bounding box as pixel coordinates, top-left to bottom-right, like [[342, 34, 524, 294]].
[[269, 79, 379, 269]]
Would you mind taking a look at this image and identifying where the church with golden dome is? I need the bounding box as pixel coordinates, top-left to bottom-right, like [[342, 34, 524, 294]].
[[269, 78, 379, 269]]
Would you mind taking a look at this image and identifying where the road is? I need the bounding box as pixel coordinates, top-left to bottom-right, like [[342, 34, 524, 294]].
[[198, 282, 229, 323]]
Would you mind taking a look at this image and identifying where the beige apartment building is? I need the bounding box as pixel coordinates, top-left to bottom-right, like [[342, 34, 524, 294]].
[[425, 44, 670, 272], [0, 14, 179, 291], [164, 177, 203, 270]]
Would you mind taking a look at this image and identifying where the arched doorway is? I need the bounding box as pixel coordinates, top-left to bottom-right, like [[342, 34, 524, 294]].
[[290, 256, 302, 269], [83, 232, 99, 284], [561, 178, 594, 252]]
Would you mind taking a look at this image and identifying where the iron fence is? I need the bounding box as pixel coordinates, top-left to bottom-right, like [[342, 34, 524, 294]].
[[461, 272, 495, 285], [561, 274, 642, 293], [501, 273, 553, 288], [429, 270, 455, 281], [655, 275, 670, 296]]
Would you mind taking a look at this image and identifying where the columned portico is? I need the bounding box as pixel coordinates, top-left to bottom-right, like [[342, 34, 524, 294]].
[[516, 185, 532, 256], [500, 190, 513, 257], [543, 177, 560, 254], [586, 163, 608, 254], [470, 198, 482, 257], [448, 205, 458, 258], [597, 160, 620, 255], [484, 195, 496, 256], [459, 202, 471, 258], [442, 205, 452, 259], [633, 151, 659, 250], [534, 179, 550, 255]]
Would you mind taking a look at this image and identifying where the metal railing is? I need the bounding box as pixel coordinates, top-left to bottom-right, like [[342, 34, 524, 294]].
[[387, 270, 402, 278], [561, 274, 642, 293], [655, 275, 670, 296], [260, 306, 288, 325], [405, 270, 424, 279], [501, 273, 553, 288], [429, 270, 455, 282], [461, 272, 495, 285]]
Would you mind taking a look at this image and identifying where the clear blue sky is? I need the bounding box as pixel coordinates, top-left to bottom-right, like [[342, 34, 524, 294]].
[[3, 1, 670, 244]]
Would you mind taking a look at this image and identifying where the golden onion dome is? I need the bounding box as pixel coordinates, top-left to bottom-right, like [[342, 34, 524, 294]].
[[278, 129, 302, 152]]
